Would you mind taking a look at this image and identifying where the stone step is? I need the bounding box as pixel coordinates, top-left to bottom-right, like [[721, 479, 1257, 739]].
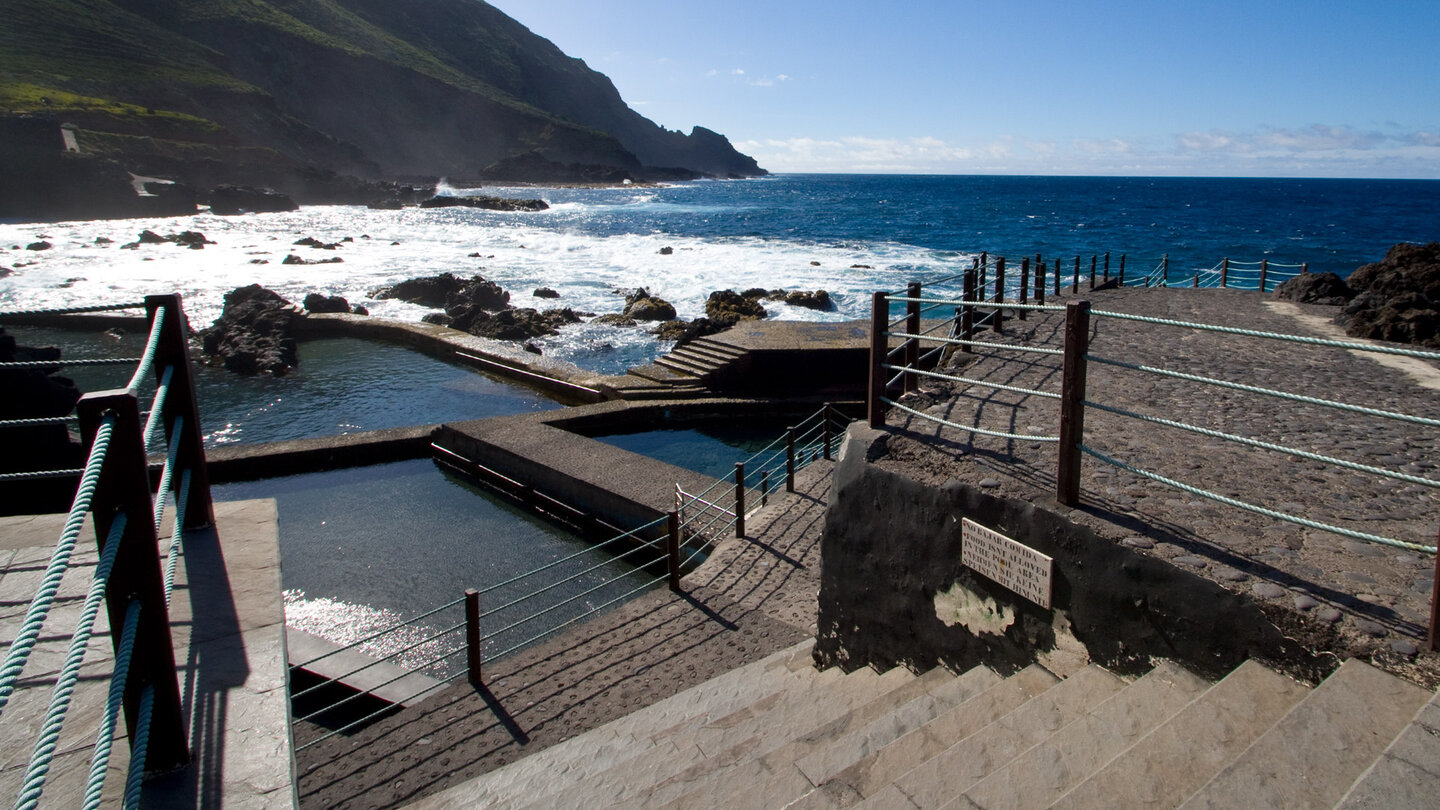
[[670, 342, 743, 365], [525, 666, 917, 810], [873, 664, 1128, 810], [625, 362, 708, 385], [649, 667, 958, 810], [1049, 659, 1310, 810], [1335, 689, 1440, 808], [794, 666, 1003, 790], [686, 338, 748, 359], [405, 641, 817, 810], [1177, 659, 1431, 810], [654, 355, 715, 378], [816, 664, 1061, 806], [958, 660, 1211, 810]]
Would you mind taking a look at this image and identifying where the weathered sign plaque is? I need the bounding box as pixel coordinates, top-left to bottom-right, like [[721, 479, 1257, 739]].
[[961, 518, 1053, 609]]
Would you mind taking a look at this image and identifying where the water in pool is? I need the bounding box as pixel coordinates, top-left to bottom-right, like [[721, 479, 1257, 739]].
[[5, 325, 562, 445], [215, 459, 660, 676], [590, 418, 804, 479]]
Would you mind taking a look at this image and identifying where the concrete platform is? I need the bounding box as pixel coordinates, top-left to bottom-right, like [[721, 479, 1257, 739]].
[[287, 628, 443, 708], [0, 499, 294, 807]]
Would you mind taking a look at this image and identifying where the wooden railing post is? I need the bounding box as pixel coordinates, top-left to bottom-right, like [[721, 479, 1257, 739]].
[[1220, 257, 1229, 287], [867, 291, 887, 428], [785, 427, 797, 492], [979, 252, 988, 290], [993, 257, 1005, 335], [145, 294, 213, 530], [465, 588, 482, 683], [1104, 252, 1110, 281], [1035, 257, 1045, 305], [905, 282, 922, 392], [1018, 257, 1030, 321], [1056, 300, 1091, 507], [734, 462, 746, 538], [666, 512, 682, 592], [1162, 254, 1170, 287], [1259, 259, 1269, 293], [77, 391, 188, 774], [1054, 258, 1061, 296], [1428, 523, 1439, 651], [1119, 254, 1126, 285], [1193, 270, 1200, 288], [1089, 255, 1097, 290], [1072, 257, 1080, 294]]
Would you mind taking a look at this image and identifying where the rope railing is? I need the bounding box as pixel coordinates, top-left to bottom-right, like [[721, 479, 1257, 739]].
[[1, 293, 213, 807], [867, 285, 1440, 648]]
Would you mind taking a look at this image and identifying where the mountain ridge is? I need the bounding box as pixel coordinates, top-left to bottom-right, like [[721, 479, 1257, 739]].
[[0, 0, 764, 216]]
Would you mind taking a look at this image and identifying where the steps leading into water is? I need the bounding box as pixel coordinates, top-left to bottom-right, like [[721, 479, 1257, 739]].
[[403, 646, 1440, 810]]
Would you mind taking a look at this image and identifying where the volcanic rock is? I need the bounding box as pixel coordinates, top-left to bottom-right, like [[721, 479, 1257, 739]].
[[373, 272, 510, 311], [207, 185, 298, 215], [769, 289, 834, 311], [533, 287, 561, 299], [705, 289, 768, 326], [1335, 242, 1440, 347], [1274, 272, 1354, 305], [201, 285, 300, 375], [303, 293, 352, 314], [418, 195, 549, 212], [622, 288, 677, 321]]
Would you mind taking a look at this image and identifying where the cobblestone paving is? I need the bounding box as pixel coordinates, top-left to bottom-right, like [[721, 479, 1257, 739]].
[[295, 463, 834, 808], [877, 285, 1439, 674]]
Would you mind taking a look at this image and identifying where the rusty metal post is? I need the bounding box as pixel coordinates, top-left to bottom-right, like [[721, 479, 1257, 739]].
[[734, 462, 745, 538], [1302, 262, 1309, 274], [666, 512, 682, 592], [1221, 257, 1229, 287], [961, 268, 976, 351], [979, 251, 988, 290], [1035, 257, 1046, 305], [1056, 300, 1091, 507], [1259, 259, 1269, 292], [867, 291, 887, 428], [822, 403, 833, 460], [1104, 252, 1110, 281], [905, 282, 921, 392], [1072, 256, 1080, 294], [1428, 524, 1439, 651], [1054, 258, 1062, 296], [786, 427, 797, 492], [78, 391, 189, 773], [465, 588, 482, 683], [1018, 257, 1029, 321], [1193, 270, 1200, 288], [1162, 254, 1170, 287], [993, 257, 1005, 335], [760, 470, 770, 506], [1119, 254, 1126, 285], [1089, 255, 1097, 290]]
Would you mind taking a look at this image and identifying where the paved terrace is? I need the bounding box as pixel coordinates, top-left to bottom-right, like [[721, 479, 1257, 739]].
[[879, 284, 1440, 683], [0, 499, 291, 806]]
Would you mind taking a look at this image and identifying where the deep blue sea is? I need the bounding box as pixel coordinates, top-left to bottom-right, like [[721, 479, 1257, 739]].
[[4, 174, 1436, 375]]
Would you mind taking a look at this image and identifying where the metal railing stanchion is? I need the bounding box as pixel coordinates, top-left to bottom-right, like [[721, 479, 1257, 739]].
[[904, 282, 921, 392], [465, 589, 482, 684], [867, 291, 887, 428], [1056, 300, 1091, 506], [667, 512, 682, 592], [734, 463, 745, 538]]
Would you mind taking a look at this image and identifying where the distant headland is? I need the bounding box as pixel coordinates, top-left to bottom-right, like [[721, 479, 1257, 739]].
[[0, 0, 766, 221]]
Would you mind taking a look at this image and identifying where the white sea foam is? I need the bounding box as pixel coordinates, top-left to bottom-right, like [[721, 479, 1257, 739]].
[[0, 197, 973, 372]]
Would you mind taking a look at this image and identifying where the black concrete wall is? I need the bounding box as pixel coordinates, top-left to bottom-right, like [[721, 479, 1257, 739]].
[[814, 426, 1330, 682]]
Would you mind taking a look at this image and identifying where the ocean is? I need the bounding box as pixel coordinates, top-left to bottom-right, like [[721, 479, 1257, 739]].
[[4, 174, 1437, 377]]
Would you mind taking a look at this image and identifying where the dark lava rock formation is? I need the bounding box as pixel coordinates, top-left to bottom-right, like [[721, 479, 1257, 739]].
[[373, 273, 511, 311], [622, 289, 677, 321], [1336, 243, 1440, 348], [418, 195, 549, 212], [1273, 272, 1355, 306], [207, 185, 299, 215], [201, 285, 300, 375]]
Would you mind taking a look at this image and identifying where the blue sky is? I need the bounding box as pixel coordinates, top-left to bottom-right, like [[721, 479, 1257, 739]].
[[486, 0, 1440, 178]]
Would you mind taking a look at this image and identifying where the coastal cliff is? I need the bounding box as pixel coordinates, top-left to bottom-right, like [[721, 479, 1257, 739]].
[[0, 0, 765, 219]]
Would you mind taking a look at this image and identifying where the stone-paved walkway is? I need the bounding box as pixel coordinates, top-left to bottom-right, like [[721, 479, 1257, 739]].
[[295, 462, 835, 809], [878, 285, 1439, 683]]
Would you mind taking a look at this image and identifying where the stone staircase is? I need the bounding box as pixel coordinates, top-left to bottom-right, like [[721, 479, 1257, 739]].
[[620, 338, 749, 397], [407, 640, 1440, 810]]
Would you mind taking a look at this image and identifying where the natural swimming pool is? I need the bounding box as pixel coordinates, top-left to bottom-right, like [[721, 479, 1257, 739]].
[[8, 326, 563, 446]]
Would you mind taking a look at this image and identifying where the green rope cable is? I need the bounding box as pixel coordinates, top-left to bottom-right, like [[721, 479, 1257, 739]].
[[141, 365, 175, 452], [164, 469, 192, 606], [1088, 309, 1440, 361], [1083, 399, 1440, 490], [14, 515, 127, 810], [122, 686, 155, 809], [1079, 445, 1436, 554], [882, 397, 1060, 443], [1087, 354, 1440, 428], [0, 416, 116, 715]]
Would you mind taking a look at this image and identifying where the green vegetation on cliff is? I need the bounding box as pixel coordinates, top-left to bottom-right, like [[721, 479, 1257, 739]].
[[1, 0, 764, 193]]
